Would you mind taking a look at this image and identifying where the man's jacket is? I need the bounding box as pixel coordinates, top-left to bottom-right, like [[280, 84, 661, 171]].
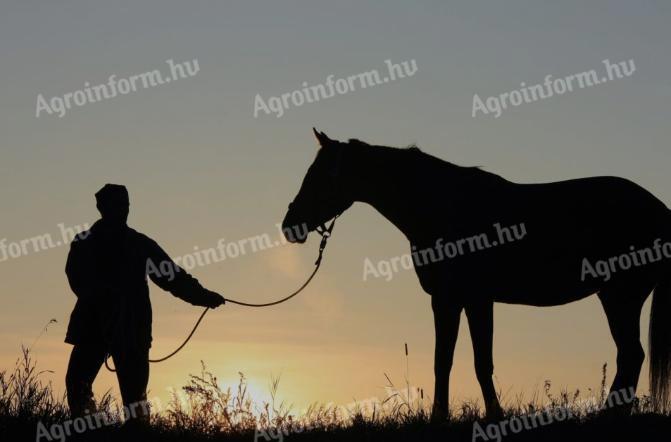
[[65, 220, 213, 349]]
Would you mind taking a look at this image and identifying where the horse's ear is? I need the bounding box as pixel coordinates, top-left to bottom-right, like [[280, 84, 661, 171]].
[[312, 127, 331, 148]]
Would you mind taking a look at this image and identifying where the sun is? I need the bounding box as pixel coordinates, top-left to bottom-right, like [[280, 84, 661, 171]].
[[218, 374, 280, 415]]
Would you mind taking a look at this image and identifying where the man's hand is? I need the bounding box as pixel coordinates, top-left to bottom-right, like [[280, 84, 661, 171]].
[[200, 290, 226, 309]]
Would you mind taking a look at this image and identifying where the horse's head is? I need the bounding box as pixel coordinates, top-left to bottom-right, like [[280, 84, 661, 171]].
[[282, 129, 354, 243]]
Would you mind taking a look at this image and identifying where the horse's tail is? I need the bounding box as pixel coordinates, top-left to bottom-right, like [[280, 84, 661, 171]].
[[649, 252, 671, 411]]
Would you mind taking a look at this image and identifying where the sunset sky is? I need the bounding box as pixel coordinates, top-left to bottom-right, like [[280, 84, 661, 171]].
[[1, 1, 670, 413]]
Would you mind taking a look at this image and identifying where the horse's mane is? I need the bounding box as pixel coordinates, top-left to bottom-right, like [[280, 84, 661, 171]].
[[345, 138, 502, 182]]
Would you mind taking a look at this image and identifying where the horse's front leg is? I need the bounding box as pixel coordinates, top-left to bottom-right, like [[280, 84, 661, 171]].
[[431, 295, 462, 421]]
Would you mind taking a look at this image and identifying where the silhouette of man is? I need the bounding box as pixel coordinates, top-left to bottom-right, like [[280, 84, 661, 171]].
[[64, 184, 225, 421]]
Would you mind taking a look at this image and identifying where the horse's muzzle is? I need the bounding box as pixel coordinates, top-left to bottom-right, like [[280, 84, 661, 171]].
[[282, 223, 308, 244]]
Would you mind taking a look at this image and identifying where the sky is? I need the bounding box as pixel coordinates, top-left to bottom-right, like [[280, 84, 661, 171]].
[[1, 0, 670, 413]]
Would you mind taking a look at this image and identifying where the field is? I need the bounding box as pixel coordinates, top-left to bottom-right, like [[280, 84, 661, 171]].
[[1, 348, 670, 442]]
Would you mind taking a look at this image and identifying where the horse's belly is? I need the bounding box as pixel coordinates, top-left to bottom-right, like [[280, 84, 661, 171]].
[[439, 248, 604, 306], [492, 285, 596, 306]]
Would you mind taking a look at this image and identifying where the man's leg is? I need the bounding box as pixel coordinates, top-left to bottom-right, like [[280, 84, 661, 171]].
[[112, 346, 150, 423], [65, 344, 107, 418]]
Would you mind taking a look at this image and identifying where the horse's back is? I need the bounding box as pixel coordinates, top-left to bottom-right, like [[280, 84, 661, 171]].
[[510, 176, 669, 243], [514, 175, 666, 215]]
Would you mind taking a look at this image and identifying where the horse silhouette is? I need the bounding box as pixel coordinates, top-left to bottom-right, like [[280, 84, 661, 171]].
[[282, 128, 671, 420]]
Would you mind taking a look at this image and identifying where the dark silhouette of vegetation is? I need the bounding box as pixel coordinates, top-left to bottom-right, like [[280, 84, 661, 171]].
[[1, 347, 670, 441]]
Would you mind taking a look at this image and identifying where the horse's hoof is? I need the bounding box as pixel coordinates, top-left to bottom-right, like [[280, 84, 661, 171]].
[[430, 409, 449, 423]]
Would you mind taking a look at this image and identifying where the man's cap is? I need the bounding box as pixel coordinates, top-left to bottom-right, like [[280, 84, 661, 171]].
[[95, 184, 129, 206]]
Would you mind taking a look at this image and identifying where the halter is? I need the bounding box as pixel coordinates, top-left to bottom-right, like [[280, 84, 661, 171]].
[[315, 214, 339, 266]]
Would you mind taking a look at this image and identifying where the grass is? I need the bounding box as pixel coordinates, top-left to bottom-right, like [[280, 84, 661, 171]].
[[1, 347, 670, 441]]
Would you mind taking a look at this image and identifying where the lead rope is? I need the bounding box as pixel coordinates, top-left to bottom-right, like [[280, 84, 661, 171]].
[[105, 216, 337, 372]]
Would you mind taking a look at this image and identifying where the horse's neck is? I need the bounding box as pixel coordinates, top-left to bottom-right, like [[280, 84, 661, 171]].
[[343, 145, 507, 241], [343, 146, 427, 240]]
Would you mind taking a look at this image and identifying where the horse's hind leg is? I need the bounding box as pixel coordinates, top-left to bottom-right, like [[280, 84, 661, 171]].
[[465, 300, 503, 419], [598, 281, 653, 411]]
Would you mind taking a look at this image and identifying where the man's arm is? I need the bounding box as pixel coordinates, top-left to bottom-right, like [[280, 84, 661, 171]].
[[145, 238, 224, 308]]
